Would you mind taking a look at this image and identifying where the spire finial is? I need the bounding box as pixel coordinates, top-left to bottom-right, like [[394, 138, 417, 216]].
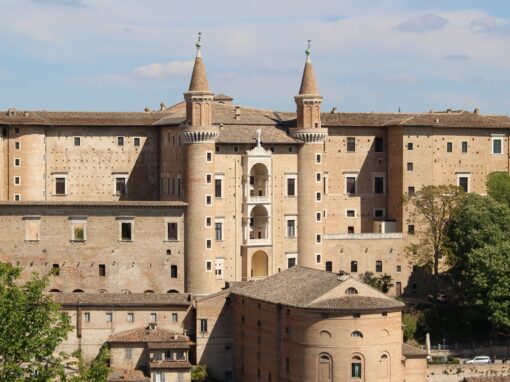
[[196, 32, 202, 58], [256, 128, 262, 147], [306, 40, 311, 63]]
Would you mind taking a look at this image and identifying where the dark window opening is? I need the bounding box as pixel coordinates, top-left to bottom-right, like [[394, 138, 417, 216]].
[[121, 222, 132, 241], [98, 264, 106, 277], [347, 137, 356, 152], [374, 137, 383, 152]]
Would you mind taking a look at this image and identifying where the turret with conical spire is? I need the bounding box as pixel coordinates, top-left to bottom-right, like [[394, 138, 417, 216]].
[[184, 32, 214, 128], [293, 40, 324, 130]]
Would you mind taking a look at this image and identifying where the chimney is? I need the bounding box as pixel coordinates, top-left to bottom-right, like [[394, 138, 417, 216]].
[[446, 108, 452, 113], [474, 108, 480, 115], [160, 102, 166, 111], [7, 108, 16, 116], [234, 106, 241, 121], [331, 107, 337, 114], [144, 107, 151, 113]]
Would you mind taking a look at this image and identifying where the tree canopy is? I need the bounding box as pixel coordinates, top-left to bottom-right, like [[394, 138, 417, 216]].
[[0, 262, 72, 382], [486, 171, 510, 207]]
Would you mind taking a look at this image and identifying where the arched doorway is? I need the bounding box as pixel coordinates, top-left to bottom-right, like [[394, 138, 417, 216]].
[[318, 353, 333, 381], [251, 251, 268, 278]]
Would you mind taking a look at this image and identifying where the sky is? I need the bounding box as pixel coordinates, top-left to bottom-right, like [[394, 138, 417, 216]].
[[0, 0, 510, 114]]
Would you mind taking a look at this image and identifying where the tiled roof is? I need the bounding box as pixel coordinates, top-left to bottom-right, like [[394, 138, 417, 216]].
[[52, 293, 190, 307], [150, 360, 191, 370], [108, 326, 190, 344], [188, 55, 209, 92], [217, 125, 299, 144], [464, 378, 510, 382], [108, 369, 150, 382], [402, 343, 428, 358], [231, 266, 404, 312], [147, 342, 190, 350], [0, 110, 166, 126], [321, 112, 411, 127], [399, 111, 510, 128], [299, 60, 320, 95], [0, 201, 187, 208]]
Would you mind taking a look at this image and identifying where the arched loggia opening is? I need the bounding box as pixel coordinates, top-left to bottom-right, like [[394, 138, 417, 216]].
[[251, 250, 268, 278]]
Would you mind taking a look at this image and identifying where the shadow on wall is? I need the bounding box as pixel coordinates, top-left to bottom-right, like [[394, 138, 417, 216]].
[[197, 297, 234, 382]]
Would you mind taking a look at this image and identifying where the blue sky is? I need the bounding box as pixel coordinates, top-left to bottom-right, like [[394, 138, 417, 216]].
[[0, 0, 509, 114]]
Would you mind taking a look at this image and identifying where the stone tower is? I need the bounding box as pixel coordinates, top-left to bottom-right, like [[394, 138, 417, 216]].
[[291, 41, 328, 269], [181, 34, 219, 294]]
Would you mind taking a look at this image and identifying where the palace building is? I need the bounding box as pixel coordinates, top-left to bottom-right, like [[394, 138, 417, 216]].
[[0, 34, 507, 380]]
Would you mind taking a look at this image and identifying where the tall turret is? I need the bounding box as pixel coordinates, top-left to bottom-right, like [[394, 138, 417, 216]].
[[291, 41, 328, 269], [181, 34, 220, 294]]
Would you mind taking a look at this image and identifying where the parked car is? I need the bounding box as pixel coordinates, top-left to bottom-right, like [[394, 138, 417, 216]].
[[464, 356, 491, 364]]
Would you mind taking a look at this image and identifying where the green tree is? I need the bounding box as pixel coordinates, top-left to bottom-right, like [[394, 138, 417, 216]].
[[464, 242, 510, 333], [363, 272, 394, 294], [191, 364, 208, 382], [70, 346, 110, 382], [486, 171, 510, 207], [405, 185, 465, 300], [402, 312, 417, 341], [0, 262, 72, 382]]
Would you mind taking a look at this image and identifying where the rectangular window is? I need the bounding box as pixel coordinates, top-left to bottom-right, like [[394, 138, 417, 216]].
[[205, 217, 212, 227], [98, 264, 106, 277], [150, 313, 157, 322], [408, 186, 415, 196], [52, 264, 60, 276], [206, 239, 212, 249], [125, 348, 132, 360], [214, 258, 224, 279], [74, 137, 81, 146], [408, 224, 415, 235], [286, 219, 296, 237], [458, 176, 469, 192], [84, 312, 90, 322], [167, 223, 178, 241], [206, 195, 212, 205], [215, 222, 223, 241], [200, 319, 208, 333], [316, 254, 322, 264], [127, 313, 134, 322], [461, 141, 468, 153], [316, 154, 321, 163], [25, 218, 41, 241], [106, 312, 112, 322], [346, 137, 356, 152], [170, 265, 178, 278], [286, 177, 296, 196], [492, 138, 502, 154], [133, 137, 141, 147], [14, 158, 20, 167], [446, 142, 453, 152], [117, 136, 124, 146], [215, 178, 222, 198], [348, 226, 355, 234], [407, 142, 413, 150], [374, 209, 384, 219], [316, 234, 321, 243], [55, 177, 67, 195], [374, 176, 384, 194], [346, 209, 355, 218], [376, 261, 383, 273], [374, 137, 383, 152], [407, 162, 413, 171], [14, 176, 21, 185], [396, 265, 402, 272], [205, 260, 212, 271], [206, 151, 212, 162], [316, 212, 322, 222], [287, 255, 297, 268], [115, 177, 127, 195], [121, 222, 132, 241], [15, 142, 20, 150], [71, 220, 86, 241], [316, 192, 321, 201], [205, 174, 212, 184], [14, 194, 21, 201], [345, 176, 356, 195], [172, 313, 178, 322]]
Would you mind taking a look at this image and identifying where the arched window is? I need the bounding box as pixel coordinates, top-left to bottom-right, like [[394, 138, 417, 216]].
[[319, 330, 332, 339], [351, 355, 363, 379], [325, 261, 333, 272], [379, 353, 390, 379], [351, 261, 358, 273], [144, 290, 155, 293], [375, 260, 383, 273], [170, 265, 178, 278], [351, 331, 363, 338], [318, 353, 333, 381], [72, 289, 84, 293], [97, 289, 108, 294], [49, 289, 62, 293], [120, 289, 131, 294], [346, 287, 358, 295], [167, 289, 179, 294]]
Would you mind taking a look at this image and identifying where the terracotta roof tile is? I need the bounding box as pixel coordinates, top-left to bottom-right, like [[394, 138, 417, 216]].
[[231, 266, 404, 312], [108, 326, 190, 344], [188, 55, 209, 92], [108, 369, 150, 382], [52, 293, 190, 307], [217, 125, 299, 144], [402, 343, 428, 358], [150, 360, 191, 370], [0, 201, 187, 208], [299, 61, 320, 95]]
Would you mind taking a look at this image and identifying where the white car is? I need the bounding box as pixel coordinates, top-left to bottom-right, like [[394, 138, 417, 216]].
[[464, 356, 491, 364]]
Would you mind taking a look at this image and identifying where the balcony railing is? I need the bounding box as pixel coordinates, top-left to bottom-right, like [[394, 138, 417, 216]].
[[324, 233, 403, 240], [247, 195, 270, 204]]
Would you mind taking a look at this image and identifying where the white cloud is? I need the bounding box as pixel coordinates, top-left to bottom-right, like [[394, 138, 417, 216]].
[[133, 60, 194, 79], [395, 14, 449, 33]]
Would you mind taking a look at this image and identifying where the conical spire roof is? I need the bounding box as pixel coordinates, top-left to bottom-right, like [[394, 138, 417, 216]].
[[298, 40, 320, 95], [188, 32, 209, 92]]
